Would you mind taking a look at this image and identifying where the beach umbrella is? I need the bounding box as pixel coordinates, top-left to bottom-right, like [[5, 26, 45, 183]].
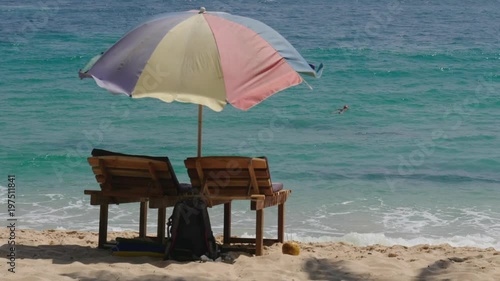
[[80, 7, 323, 156]]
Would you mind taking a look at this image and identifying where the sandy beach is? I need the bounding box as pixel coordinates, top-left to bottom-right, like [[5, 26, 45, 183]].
[[1, 228, 499, 281]]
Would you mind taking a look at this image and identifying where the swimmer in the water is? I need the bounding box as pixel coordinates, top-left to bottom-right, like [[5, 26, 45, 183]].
[[335, 104, 349, 114]]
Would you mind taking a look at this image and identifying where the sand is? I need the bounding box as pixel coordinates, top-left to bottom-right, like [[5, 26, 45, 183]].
[[1, 228, 499, 281]]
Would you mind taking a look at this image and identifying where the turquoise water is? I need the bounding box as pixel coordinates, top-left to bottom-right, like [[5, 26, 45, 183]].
[[1, 0, 499, 249]]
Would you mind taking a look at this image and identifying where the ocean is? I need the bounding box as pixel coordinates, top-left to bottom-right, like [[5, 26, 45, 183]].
[[1, 0, 499, 249]]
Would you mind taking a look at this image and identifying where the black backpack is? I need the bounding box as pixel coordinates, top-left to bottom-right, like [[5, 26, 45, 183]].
[[164, 198, 219, 261]]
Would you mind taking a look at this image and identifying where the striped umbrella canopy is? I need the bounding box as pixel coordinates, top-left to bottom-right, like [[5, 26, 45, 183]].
[[80, 7, 323, 156]]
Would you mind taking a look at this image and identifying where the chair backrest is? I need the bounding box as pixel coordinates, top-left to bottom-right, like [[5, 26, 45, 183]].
[[184, 156, 275, 197], [88, 150, 180, 198]]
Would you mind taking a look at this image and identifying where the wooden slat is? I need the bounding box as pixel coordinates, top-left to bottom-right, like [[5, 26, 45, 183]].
[[203, 178, 271, 188], [203, 179, 250, 188], [206, 187, 249, 197], [197, 157, 251, 169], [110, 176, 177, 187], [186, 178, 272, 194], [148, 196, 182, 208], [186, 167, 269, 178], [191, 170, 270, 181], [102, 182, 156, 193], [197, 157, 268, 169], [88, 156, 170, 171], [195, 169, 269, 179], [200, 169, 270, 178], [92, 168, 174, 180], [228, 237, 279, 244], [102, 189, 163, 199], [84, 190, 146, 205], [203, 195, 264, 201], [251, 190, 291, 210], [205, 199, 231, 206], [84, 190, 102, 195]]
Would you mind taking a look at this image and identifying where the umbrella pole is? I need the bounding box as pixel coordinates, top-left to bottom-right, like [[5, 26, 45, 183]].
[[197, 105, 203, 157]]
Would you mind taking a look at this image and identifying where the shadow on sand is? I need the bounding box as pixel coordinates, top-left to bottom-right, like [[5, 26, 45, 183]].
[[1, 243, 154, 265], [1, 243, 246, 281], [414, 257, 468, 281], [303, 257, 375, 281]]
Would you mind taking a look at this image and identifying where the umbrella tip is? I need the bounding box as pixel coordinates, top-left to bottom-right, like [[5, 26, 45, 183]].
[[199, 7, 206, 14]]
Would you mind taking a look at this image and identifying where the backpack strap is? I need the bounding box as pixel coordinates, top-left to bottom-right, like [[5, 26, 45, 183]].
[[164, 200, 185, 259], [198, 199, 218, 259]]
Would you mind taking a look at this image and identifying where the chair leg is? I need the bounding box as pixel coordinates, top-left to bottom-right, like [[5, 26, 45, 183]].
[[278, 203, 285, 243], [256, 209, 264, 256], [223, 202, 232, 245], [98, 203, 109, 249], [157, 207, 167, 244], [139, 201, 148, 238]]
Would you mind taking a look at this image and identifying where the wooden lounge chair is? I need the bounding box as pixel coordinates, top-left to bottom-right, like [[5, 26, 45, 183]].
[[183, 156, 292, 256], [85, 149, 190, 248]]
